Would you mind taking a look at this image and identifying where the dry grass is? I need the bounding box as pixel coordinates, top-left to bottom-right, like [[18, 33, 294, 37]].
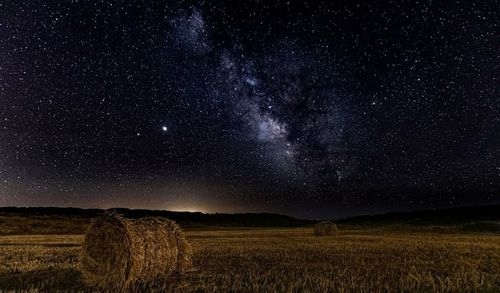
[[0, 214, 90, 235], [0, 228, 499, 292], [80, 215, 192, 290]]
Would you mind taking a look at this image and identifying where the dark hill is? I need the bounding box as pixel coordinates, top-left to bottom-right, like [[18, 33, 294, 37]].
[[337, 204, 500, 225], [0, 206, 313, 228], [336, 204, 500, 232], [0, 205, 499, 235]]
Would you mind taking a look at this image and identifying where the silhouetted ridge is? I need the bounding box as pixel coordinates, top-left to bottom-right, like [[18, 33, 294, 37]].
[[337, 205, 500, 226], [0, 207, 313, 227]]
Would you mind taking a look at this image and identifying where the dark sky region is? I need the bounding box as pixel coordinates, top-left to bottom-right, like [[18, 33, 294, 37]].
[[0, 0, 498, 219]]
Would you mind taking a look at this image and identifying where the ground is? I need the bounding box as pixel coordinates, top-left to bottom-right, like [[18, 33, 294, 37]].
[[0, 228, 499, 292]]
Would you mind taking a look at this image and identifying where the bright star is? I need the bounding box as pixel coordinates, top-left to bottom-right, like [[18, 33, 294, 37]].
[[162, 126, 168, 132]]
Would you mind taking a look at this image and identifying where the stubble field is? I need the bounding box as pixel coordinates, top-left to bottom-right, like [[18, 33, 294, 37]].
[[0, 228, 499, 292]]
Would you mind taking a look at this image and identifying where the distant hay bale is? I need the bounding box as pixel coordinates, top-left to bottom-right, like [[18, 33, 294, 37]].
[[79, 214, 192, 290], [314, 221, 338, 236]]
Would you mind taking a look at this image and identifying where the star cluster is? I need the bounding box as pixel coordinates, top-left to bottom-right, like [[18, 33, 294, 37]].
[[0, 0, 498, 218]]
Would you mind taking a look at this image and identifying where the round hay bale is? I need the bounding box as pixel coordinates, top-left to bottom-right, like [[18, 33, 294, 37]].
[[79, 214, 192, 290], [314, 221, 338, 236]]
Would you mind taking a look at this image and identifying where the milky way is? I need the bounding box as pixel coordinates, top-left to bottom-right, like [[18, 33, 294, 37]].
[[0, 0, 498, 218]]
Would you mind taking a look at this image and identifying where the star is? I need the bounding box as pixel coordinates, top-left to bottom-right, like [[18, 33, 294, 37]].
[[1, 0, 496, 218]]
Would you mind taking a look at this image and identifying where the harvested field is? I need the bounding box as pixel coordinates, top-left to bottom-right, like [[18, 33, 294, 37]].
[[0, 228, 499, 292]]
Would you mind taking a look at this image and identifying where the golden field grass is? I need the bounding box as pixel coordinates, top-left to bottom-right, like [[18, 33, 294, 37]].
[[0, 228, 499, 292]]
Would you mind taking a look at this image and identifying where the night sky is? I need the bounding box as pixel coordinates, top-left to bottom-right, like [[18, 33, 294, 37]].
[[1, 0, 498, 218]]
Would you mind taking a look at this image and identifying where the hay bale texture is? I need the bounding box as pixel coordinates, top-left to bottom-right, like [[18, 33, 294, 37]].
[[80, 214, 192, 290], [314, 221, 338, 236]]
